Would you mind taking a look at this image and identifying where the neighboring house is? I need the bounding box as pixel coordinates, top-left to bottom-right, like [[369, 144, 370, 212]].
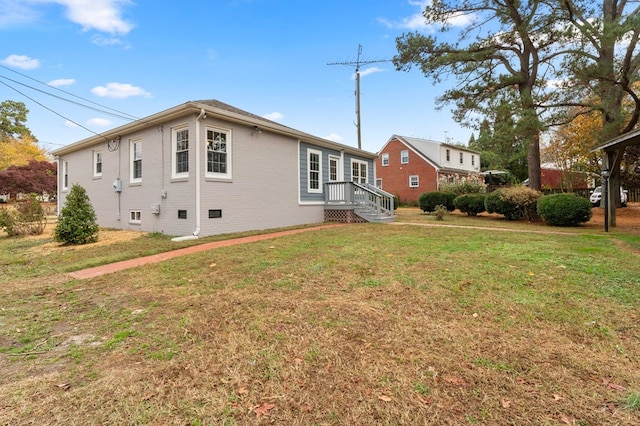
[[52, 100, 393, 238], [375, 135, 481, 204]]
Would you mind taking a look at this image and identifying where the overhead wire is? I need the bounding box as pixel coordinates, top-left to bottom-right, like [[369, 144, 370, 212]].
[[0, 79, 112, 142], [0, 63, 140, 121]]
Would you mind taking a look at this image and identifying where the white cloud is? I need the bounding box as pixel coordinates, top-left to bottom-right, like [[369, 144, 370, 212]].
[[45, 0, 134, 35], [0, 1, 40, 27], [325, 133, 343, 143], [1, 54, 40, 69], [91, 82, 151, 99], [87, 117, 112, 127], [64, 120, 79, 128], [377, 0, 472, 31], [91, 34, 130, 48], [263, 112, 284, 121], [352, 67, 385, 79], [48, 78, 75, 87]]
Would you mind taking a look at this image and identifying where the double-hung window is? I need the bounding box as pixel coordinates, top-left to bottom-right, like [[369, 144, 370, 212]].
[[62, 160, 69, 190], [206, 127, 231, 178], [446, 149, 451, 162], [93, 151, 102, 178], [381, 153, 389, 166], [172, 127, 189, 178], [130, 139, 142, 183], [401, 150, 409, 164], [307, 149, 322, 193], [459, 152, 464, 165], [409, 175, 419, 188]]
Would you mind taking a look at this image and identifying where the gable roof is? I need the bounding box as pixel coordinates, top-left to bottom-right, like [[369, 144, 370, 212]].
[[380, 134, 480, 172], [53, 99, 376, 159]]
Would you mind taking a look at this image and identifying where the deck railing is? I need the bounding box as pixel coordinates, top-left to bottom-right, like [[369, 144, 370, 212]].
[[325, 181, 395, 219]]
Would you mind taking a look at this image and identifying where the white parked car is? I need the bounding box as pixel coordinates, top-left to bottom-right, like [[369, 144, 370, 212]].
[[590, 186, 628, 207]]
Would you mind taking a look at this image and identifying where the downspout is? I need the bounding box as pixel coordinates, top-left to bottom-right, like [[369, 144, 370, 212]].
[[172, 108, 206, 242], [56, 156, 61, 216]]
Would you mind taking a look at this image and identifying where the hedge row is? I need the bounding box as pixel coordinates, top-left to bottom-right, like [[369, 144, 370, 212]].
[[418, 188, 592, 226]]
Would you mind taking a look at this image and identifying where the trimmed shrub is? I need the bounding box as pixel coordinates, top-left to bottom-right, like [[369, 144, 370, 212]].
[[484, 187, 542, 220], [438, 181, 486, 196], [418, 191, 456, 212], [537, 193, 592, 226], [454, 193, 486, 216], [0, 194, 46, 236], [54, 184, 99, 245]]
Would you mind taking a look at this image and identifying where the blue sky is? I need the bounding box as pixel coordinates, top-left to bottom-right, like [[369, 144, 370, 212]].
[[0, 0, 473, 154]]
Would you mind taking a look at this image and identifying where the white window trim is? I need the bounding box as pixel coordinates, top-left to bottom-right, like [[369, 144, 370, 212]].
[[129, 210, 141, 224], [205, 126, 232, 179], [381, 153, 389, 167], [409, 175, 419, 188], [62, 160, 69, 191], [93, 150, 102, 178], [172, 125, 190, 179], [307, 148, 323, 193], [376, 178, 382, 189], [351, 159, 368, 184], [401, 150, 409, 164], [130, 138, 142, 183]]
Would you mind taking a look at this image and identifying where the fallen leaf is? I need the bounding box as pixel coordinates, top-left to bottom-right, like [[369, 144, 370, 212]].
[[602, 378, 626, 392], [237, 387, 248, 395], [444, 376, 466, 386], [528, 271, 535, 276], [55, 383, 71, 391], [294, 357, 303, 364], [378, 395, 392, 402], [303, 404, 314, 412], [559, 414, 574, 425], [254, 402, 276, 417], [141, 393, 155, 401], [209, 263, 216, 267], [500, 398, 511, 408], [416, 395, 431, 405], [553, 394, 564, 401]]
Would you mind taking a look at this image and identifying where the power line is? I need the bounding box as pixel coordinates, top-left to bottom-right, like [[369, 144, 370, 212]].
[[328, 44, 391, 149], [0, 80, 112, 142], [0, 64, 140, 121]]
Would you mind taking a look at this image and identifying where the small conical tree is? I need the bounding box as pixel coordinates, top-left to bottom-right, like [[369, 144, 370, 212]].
[[54, 183, 99, 245]]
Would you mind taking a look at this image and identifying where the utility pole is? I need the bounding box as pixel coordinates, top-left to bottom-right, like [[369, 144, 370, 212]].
[[328, 44, 390, 150]]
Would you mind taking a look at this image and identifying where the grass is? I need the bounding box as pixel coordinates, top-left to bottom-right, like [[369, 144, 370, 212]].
[[0, 210, 639, 424]]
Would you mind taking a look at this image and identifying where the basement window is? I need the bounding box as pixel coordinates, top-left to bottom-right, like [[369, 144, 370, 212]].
[[178, 210, 187, 219], [208, 209, 222, 219]]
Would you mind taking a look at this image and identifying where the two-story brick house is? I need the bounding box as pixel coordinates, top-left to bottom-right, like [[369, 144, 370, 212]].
[[375, 135, 481, 205]]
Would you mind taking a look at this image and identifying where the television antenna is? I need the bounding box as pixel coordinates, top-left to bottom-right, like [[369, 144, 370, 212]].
[[328, 44, 391, 149]]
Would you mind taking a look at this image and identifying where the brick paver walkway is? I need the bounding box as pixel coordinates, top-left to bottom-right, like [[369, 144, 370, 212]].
[[69, 224, 346, 280]]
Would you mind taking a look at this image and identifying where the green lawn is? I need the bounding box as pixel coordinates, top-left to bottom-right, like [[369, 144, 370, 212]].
[[1, 211, 639, 425]]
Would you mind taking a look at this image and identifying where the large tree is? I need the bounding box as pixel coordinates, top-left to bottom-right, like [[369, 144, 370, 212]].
[[0, 100, 45, 170], [0, 160, 56, 201], [0, 100, 35, 141], [394, 0, 570, 190], [557, 0, 640, 211]]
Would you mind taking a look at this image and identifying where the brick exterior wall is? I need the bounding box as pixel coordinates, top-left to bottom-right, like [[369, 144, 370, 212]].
[[376, 139, 438, 205]]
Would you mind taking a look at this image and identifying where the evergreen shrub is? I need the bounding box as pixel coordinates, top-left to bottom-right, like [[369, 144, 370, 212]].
[[54, 184, 99, 245], [418, 191, 456, 212], [537, 193, 592, 226], [454, 193, 487, 216]]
